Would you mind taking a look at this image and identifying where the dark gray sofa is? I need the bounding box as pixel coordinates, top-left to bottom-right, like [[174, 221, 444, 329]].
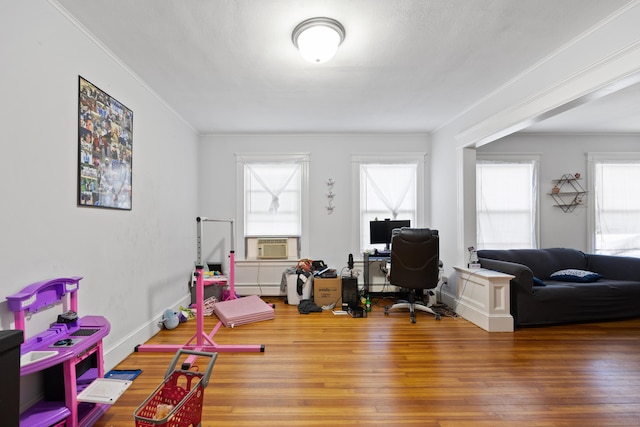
[[477, 248, 640, 326]]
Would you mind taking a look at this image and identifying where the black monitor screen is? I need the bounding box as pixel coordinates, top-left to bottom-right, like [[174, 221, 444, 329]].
[[370, 219, 410, 249]]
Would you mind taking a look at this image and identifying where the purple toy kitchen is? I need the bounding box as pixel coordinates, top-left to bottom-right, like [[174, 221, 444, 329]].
[[7, 276, 111, 427]]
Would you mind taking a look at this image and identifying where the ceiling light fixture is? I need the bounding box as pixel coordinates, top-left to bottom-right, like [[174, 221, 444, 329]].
[[292, 17, 345, 64]]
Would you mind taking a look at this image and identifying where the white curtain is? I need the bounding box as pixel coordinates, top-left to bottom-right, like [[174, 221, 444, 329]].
[[594, 161, 640, 256], [361, 164, 415, 218], [476, 160, 537, 249], [244, 162, 301, 236], [246, 164, 299, 214], [360, 163, 417, 250]]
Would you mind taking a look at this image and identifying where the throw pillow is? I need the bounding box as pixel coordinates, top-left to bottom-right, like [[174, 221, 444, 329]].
[[549, 269, 602, 283]]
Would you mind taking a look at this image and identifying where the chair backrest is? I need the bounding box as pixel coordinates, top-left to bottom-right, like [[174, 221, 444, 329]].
[[389, 228, 439, 290]]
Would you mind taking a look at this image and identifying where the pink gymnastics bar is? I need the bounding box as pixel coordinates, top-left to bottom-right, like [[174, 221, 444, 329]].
[[136, 266, 264, 365], [135, 218, 264, 365]]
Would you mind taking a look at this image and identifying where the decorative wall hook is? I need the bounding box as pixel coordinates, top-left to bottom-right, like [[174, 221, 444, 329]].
[[326, 178, 335, 214]]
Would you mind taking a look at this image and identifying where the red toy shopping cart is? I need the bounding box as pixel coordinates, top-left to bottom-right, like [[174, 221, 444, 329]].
[[134, 349, 217, 427]]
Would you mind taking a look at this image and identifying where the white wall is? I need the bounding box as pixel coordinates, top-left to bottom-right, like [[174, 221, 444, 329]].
[[0, 1, 198, 373], [479, 133, 640, 250], [197, 133, 430, 271]]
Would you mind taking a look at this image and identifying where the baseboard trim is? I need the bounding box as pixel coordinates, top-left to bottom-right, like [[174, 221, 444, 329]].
[[102, 294, 191, 371]]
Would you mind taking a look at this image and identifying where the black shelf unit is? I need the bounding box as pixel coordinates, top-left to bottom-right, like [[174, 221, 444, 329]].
[[549, 174, 587, 213]]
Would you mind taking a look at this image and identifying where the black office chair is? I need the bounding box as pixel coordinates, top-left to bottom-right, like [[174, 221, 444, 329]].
[[384, 228, 441, 323]]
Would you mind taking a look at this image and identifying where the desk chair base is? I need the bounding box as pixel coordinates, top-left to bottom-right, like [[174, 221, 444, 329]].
[[384, 300, 441, 323]]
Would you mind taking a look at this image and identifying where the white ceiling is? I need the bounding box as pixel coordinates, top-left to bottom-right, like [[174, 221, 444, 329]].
[[523, 80, 640, 133], [56, 0, 637, 135]]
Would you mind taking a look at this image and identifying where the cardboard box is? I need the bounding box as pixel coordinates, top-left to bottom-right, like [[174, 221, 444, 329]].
[[313, 277, 342, 308]]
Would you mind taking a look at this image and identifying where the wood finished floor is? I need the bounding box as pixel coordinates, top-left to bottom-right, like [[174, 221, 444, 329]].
[[96, 296, 640, 426]]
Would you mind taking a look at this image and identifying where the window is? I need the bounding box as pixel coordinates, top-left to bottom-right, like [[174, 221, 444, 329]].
[[352, 154, 424, 252], [236, 154, 309, 238], [476, 156, 538, 249], [588, 153, 640, 257]]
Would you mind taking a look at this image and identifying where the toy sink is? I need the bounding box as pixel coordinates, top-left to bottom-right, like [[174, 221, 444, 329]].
[[21, 350, 57, 367]]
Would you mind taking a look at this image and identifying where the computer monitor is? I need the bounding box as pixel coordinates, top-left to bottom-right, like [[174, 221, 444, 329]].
[[370, 219, 411, 250]]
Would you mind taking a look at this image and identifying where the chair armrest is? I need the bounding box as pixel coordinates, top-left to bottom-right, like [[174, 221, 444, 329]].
[[479, 258, 533, 294], [587, 254, 640, 281]]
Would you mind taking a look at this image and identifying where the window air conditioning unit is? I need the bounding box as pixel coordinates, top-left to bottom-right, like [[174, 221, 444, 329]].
[[257, 238, 288, 259]]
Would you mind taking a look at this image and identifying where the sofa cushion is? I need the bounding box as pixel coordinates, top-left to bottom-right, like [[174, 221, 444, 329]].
[[549, 269, 602, 283], [477, 248, 589, 279]]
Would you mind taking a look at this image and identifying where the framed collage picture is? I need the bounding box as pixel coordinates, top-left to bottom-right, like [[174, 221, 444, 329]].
[[78, 76, 133, 210]]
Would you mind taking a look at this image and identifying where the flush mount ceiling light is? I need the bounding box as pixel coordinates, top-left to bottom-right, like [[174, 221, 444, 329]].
[[292, 17, 345, 64]]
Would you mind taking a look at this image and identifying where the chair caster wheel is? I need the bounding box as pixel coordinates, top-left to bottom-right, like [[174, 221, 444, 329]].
[[384, 309, 389, 315], [410, 317, 416, 324], [435, 314, 442, 320]]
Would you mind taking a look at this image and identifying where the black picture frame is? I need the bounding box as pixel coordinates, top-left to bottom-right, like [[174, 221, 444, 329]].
[[78, 76, 133, 210]]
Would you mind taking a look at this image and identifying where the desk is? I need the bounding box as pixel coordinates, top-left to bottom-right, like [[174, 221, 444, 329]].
[[363, 252, 390, 294]]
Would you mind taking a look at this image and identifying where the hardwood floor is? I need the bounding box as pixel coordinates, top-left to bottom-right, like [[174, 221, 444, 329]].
[[96, 296, 640, 426]]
